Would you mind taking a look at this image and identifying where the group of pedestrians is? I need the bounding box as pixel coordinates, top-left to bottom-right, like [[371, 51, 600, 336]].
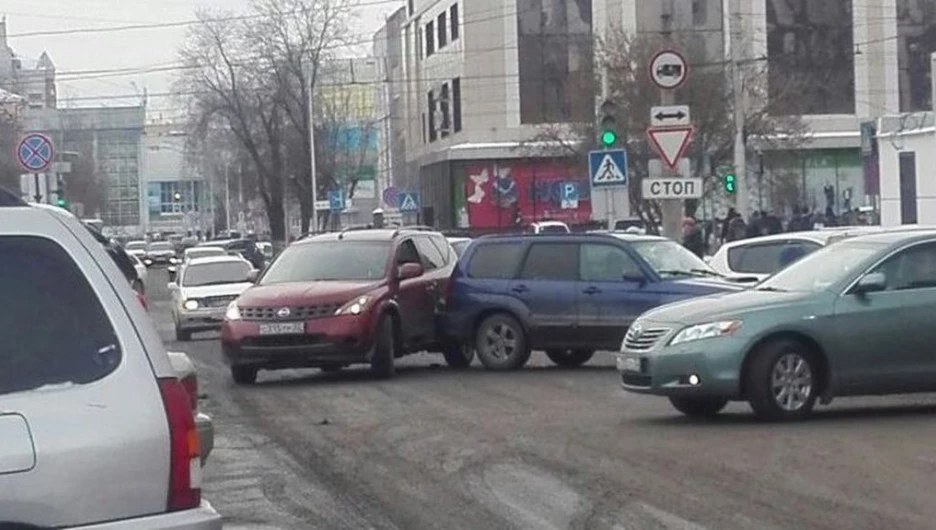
[[680, 206, 877, 258]]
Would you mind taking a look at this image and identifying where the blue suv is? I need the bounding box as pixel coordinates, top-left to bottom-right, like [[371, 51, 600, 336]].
[[442, 233, 744, 370]]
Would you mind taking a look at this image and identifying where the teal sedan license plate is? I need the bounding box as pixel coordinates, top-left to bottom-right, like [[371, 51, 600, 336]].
[[616, 354, 642, 373]]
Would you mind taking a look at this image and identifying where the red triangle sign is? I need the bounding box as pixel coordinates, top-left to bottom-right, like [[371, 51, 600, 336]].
[[647, 126, 694, 169]]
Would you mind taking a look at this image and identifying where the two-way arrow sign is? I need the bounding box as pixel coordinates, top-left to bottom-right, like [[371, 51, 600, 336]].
[[650, 105, 690, 127]]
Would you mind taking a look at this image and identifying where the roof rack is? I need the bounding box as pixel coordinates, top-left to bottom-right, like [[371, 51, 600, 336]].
[[337, 225, 375, 240], [0, 186, 27, 207], [391, 225, 435, 237]]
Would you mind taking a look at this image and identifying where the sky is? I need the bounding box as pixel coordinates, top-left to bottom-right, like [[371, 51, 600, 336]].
[[0, 0, 404, 118]]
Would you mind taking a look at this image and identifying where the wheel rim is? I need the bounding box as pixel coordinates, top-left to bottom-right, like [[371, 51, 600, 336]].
[[482, 322, 518, 360], [771, 353, 813, 412]]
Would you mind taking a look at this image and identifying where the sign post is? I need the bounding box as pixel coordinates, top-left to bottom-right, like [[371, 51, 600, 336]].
[[18, 133, 54, 204], [647, 49, 692, 240]]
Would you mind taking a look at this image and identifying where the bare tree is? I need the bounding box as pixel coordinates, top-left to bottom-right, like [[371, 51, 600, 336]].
[[526, 30, 808, 231], [177, 0, 353, 241]]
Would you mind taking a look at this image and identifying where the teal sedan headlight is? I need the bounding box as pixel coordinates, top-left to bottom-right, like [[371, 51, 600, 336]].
[[669, 321, 742, 346]]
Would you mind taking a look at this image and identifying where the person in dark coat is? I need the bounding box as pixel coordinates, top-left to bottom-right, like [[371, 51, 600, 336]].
[[682, 217, 706, 258]]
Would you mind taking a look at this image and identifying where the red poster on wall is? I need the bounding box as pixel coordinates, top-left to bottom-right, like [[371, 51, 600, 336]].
[[462, 161, 592, 228]]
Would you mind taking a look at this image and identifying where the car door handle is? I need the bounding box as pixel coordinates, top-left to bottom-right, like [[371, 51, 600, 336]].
[[511, 285, 529, 293], [583, 286, 602, 295]]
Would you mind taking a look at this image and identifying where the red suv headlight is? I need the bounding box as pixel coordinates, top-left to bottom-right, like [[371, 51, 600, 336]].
[[335, 295, 372, 316]]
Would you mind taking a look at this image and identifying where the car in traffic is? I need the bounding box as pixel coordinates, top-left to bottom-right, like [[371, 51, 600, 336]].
[[442, 233, 744, 371], [447, 236, 472, 257], [708, 229, 877, 281], [170, 255, 256, 341], [203, 238, 266, 270], [129, 252, 149, 291], [147, 240, 178, 265], [0, 195, 220, 529], [125, 239, 150, 262], [617, 229, 936, 421], [529, 220, 571, 234], [221, 227, 465, 384], [168, 245, 228, 280]]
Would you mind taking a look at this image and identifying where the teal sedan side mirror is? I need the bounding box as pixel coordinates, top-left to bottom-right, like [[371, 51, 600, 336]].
[[854, 272, 887, 295]]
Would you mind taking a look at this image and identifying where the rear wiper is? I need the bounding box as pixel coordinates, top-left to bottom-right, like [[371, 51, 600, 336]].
[[657, 269, 693, 276], [756, 286, 787, 292], [194, 280, 241, 287], [658, 269, 720, 278]]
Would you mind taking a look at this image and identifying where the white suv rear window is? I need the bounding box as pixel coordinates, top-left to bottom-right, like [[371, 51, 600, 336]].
[[0, 236, 122, 396]]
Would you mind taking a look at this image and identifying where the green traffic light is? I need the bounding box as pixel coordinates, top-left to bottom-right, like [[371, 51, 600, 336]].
[[601, 130, 617, 147], [724, 174, 737, 194]]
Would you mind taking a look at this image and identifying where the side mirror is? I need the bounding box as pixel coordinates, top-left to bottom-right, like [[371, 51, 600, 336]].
[[854, 272, 887, 295], [623, 272, 647, 285], [246, 270, 260, 283], [167, 282, 178, 291], [397, 262, 424, 281]]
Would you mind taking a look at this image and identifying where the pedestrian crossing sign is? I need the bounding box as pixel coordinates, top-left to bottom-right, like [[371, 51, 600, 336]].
[[399, 192, 420, 212], [589, 150, 628, 188]]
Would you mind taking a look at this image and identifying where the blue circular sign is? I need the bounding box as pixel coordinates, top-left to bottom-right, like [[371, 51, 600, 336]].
[[382, 186, 400, 208], [17, 133, 54, 172]]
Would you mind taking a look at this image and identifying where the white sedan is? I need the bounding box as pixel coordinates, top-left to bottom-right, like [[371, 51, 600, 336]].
[[169, 255, 255, 341]]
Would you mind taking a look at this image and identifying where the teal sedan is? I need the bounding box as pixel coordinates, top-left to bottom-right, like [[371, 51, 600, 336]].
[[618, 229, 936, 421]]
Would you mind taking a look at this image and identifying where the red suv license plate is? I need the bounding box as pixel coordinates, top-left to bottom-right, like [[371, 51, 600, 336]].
[[259, 322, 305, 335]]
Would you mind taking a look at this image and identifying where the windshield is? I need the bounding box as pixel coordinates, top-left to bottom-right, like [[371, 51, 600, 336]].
[[261, 241, 389, 284], [186, 248, 226, 260], [758, 242, 884, 293], [125, 241, 147, 251], [182, 261, 252, 287], [149, 242, 173, 251], [631, 240, 715, 277]]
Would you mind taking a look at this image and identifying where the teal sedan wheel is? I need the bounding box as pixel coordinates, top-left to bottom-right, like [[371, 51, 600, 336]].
[[746, 339, 819, 422]]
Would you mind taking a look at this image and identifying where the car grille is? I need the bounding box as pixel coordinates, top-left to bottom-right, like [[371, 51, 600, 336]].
[[203, 295, 238, 308], [240, 304, 342, 321], [623, 326, 670, 352]]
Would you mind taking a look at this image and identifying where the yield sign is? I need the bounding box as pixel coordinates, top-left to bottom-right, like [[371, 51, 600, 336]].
[[646, 126, 694, 170]]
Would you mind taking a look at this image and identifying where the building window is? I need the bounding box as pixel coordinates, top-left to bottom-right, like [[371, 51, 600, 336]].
[[452, 77, 462, 132], [451, 4, 459, 41], [426, 21, 435, 57], [440, 82, 450, 138], [516, 0, 594, 124], [897, 0, 936, 111], [766, 0, 855, 115], [438, 12, 448, 48], [428, 90, 437, 142]]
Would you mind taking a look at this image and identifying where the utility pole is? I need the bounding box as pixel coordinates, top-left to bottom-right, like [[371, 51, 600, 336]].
[[225, 163, 232, 231], [307, 59, 319, 233], [729, 0, 748, 216], [658, 1, 683, 240]]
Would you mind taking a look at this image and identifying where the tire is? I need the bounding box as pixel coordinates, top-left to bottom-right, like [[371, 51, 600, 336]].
[[669, 396, 729, 418], [745, 339, 819, 422], [175, 325, 191, 342], [370, 315, 396, 380], [231, 365, 258, 385], [475, 313, 531, 371], [545, 349, 595, 368], [442, 342, 475, 369]]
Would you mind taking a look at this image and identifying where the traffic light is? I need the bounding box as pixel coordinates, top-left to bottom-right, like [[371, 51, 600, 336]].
[[723, 173, 737, 194], [599, 99, 617, 147], [55, 196, 67, 208]]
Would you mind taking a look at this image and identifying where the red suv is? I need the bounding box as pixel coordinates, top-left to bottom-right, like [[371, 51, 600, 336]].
[[221, 228, 472, 384]]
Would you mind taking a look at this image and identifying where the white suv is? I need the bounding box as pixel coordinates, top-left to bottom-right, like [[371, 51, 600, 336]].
[[0, 196, 221, 528]]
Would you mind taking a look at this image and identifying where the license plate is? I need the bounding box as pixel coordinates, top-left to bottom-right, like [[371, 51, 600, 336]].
[[258, 322, 305, 335], [616, 355, 642, 373]]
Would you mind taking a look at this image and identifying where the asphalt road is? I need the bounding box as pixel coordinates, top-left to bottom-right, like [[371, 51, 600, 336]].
[[147, 268, 936, 530]]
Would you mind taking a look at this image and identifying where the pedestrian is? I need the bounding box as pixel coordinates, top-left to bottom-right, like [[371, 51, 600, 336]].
[[682, 217, 706, 258], [746, 211, 762, 239], [721, 208, 738, 243]]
